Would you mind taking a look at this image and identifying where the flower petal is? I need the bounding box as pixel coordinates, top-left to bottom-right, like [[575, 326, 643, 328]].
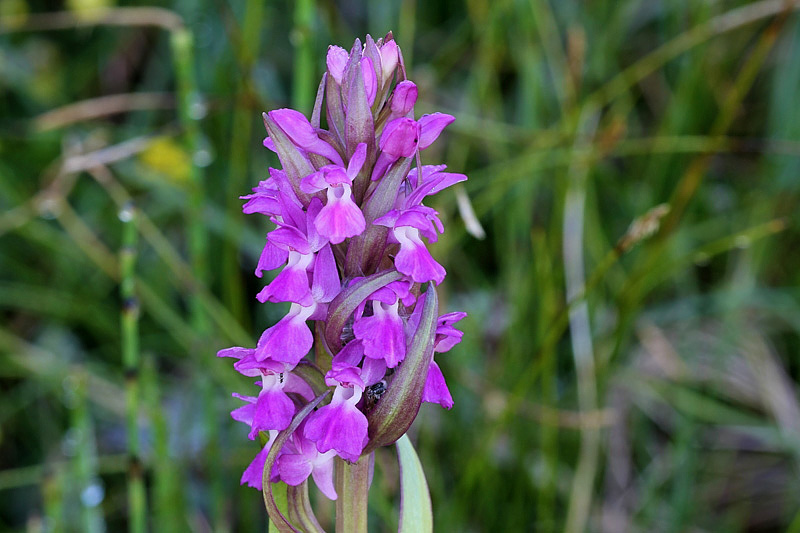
[[422, 360, 453, 409]]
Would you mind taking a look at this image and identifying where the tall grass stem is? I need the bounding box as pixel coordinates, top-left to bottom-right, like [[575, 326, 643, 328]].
[[119, 202, 147, 533]]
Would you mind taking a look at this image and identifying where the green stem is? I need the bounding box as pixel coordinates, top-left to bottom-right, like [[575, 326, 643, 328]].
[[335, 456, 370, 533], [72, 370, 105, 533], [120, 203, 147, 533]]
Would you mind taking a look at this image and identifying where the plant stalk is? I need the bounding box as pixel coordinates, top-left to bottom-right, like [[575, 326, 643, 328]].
[[335, 456, 370, 533], [120, 202, 147, 533]]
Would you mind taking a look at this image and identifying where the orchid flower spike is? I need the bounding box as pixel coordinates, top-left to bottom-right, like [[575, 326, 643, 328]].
[[217, 32, 468, 530]]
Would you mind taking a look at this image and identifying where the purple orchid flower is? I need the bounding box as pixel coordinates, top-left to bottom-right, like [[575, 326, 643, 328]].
[[301, 143, 368, 243], [304, 365, 369, 462], [371, 113, 455, 181], [374, 205, 446, 284], [352, 280, 414, 368]]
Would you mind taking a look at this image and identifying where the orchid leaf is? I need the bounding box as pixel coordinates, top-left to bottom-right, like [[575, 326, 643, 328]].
[[287, 482, 326, 533], [268, 482, 291, 533], [396, 434, 432, 533], [364, 284, 437, 453]]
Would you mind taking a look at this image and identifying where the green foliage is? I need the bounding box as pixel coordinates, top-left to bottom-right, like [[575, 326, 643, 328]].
[[2, 0, 800, 531]]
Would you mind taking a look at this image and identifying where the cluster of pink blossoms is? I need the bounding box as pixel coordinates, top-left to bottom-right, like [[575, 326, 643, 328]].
[[217, 34, 466, 500]]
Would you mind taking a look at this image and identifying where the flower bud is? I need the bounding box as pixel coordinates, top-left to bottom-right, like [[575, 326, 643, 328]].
[[379, 40, 399, 85], [391, 81, 418, 116], [327, 45, 348, 84], [379, 117, 420, 158]]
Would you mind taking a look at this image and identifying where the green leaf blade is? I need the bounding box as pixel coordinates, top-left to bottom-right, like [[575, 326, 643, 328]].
[[396, 434, 433, 533]]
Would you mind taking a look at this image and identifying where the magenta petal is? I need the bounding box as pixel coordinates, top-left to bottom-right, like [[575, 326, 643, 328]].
[[325, 365, 364, 389], [395, 205, 442, 239], [240, 435, 280, 490], [304, 388, 368, 462], [310, 452, 337, 500], [252, 387, 295, 434], [241, 444, 270, 490], [300, 170, 329, 194], [230, 402, 256, 427], [370, 151, 397, 182], [320, 166, 350, 186], [255, 239, 289, 278], [422, 360, 453, 409], [278, 191, 307, 231], [309, 302, 328, 321], [305, 197, 328, 252], [256, 252, 313, 305], [393, 227, 446, 284], [361, 357, 387, 386], [312, 244, 341, 303], [405, 171, 468, 207], [435, 313, 466, 353], [277, 453, 314, 486], [269, 109, 319, 146], [314, 185, 366, 244], [276, 436, 338, 500], [406, 165, 446, 189], [379, 117, 420, 158], [255, 305, 314, 364], [217, 346, 253, 359], [346, 143, 367, 182], [268, 226, 311, 255], [234, 356, 284, 378], [361, 57, 377, 106], [435, 329, 464, 353], [353, 302, 406, 368], [418, 113, 455, 150], [269, 109, 344, 166], [373, 208, 401, 230], [331, 340, 365, 369], [242, 193, 280, 216], [285, 373, 315, 401]]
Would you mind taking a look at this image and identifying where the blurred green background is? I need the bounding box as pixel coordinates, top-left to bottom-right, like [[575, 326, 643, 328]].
[[2, 0, 800, 531]]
